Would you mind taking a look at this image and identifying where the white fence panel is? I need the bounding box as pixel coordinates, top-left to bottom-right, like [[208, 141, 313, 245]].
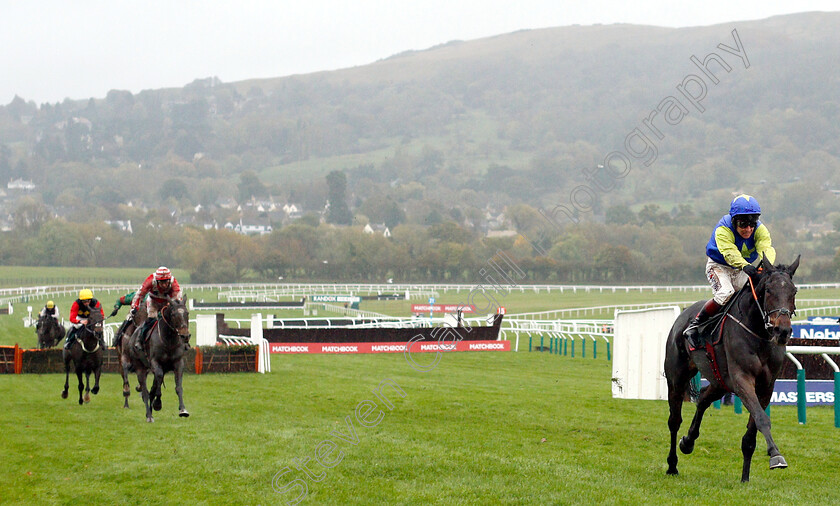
[[612, 306, 680, 400]]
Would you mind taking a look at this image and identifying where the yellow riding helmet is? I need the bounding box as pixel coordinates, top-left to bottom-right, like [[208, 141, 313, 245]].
[[79, 289, 93, 300], [46, 300, 55, 308]]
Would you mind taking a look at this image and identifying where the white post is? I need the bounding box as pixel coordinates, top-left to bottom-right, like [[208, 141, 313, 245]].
[[251, 313, 266, 373], [196, 314, 217, 347]]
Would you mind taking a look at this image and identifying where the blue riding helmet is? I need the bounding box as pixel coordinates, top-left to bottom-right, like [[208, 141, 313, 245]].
[[729, 194, 761, 218]]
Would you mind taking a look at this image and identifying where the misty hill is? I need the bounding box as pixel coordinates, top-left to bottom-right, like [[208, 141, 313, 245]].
[[2, 12, 840, 246]]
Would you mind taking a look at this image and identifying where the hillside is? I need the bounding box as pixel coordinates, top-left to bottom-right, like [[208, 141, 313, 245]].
[[1, 12, 839, 281]]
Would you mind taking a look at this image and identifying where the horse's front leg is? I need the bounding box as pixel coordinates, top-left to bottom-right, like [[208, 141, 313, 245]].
[[679, 383, 726, 455], [174, 360, 189, 417], [77, 369, 85, 405], [733, 376, 786, 475], [61, 352, 71, 399], [148, 360, 165, 412], [136, 368, 153, 422], [121, 358, 132, 408], [91, 364, 101, 395]]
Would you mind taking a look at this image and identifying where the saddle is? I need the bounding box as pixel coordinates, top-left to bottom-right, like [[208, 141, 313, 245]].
[[688, 284, 749, 351]]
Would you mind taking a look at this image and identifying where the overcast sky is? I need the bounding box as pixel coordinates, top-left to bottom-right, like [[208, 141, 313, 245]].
[[3, 1, 838, 105]]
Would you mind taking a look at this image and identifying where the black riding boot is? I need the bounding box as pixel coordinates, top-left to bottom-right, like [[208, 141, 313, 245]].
[[64, 328, 77, 349], [684, 299, 722, 349], [134, 318, 155, 355], [114, 319, 131, 350]]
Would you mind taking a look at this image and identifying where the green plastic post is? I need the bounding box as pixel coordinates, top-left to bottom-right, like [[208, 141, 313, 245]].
[[593, 340, 597, 359], [734, 396, 742, 414], [529, 335, 532, 352], [582, 337, 586, 358], [606, 340, 611, 361], [797, 369, 807, 425], [540, 335, 544, 352], [550, 336, 554, 354], [834, 371, 840, 429], [713, 399, 721, 410]]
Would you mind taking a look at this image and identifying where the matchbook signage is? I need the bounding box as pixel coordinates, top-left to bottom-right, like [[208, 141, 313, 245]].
[[269, 340, 508, 354], [310, 295, 362, 304], [410, 304, 475, 313]]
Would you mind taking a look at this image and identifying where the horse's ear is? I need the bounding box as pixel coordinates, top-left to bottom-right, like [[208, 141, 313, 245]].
[[760, 253, 774, 272], [787, 254, 801, 278]]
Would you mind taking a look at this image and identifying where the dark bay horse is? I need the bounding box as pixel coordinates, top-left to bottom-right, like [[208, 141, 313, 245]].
[[113, 303, 147, 352], [123, 296, 191, 422], [36, 314, 65, 349], [61, 311, 104, 405], [665, 255, 799, 482]]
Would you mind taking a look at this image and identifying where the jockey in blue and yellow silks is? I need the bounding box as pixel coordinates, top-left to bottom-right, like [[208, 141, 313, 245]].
[[684, 194, 776, 348]]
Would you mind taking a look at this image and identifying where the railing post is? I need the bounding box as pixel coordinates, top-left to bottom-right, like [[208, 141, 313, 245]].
[[540, 335, 544, 352], [797, 369, 807, 424], [835, 371, 840, 429], [734, 396, 743, 414], [528, 335, 532, 352]]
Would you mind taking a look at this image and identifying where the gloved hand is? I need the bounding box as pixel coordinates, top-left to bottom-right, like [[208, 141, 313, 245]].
[[109, 308, 119, 318], [128, 308, 137, 320], [743, 264, 759, 277]]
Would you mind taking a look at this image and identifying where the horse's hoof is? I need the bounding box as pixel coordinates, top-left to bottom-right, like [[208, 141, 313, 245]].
[[679, 436, 694, 455], [179, 410, 190, 418], [153, 398, 162, 411], [91, 387, 99, 395], [61, 391, 68, 399], [83, 394, 90, 403], [147, 417, 154, 423], [769, 455, 788, 469], [135, 386, 142, 392], [666, 468, 678, 476], [78, 399, 84, 405]]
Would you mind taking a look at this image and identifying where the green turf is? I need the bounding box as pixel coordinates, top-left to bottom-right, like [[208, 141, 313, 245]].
[[2, 352, 838, 505]]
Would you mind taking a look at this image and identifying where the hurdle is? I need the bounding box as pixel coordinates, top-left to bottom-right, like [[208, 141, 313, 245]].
[[785, 346, 840, 428]]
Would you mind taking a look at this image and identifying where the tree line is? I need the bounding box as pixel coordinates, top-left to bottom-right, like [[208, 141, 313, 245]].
[[3, 207, 839, 284]]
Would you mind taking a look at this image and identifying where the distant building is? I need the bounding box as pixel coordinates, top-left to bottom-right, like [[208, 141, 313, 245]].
[[105, 219, 133, 233], [364, 223, 391, 238], [7, 179, 35, 191]]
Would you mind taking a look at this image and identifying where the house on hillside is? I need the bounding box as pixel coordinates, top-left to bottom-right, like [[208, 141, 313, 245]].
[[235, 217, 273, 235], [7, 178, 35, 191], [364, 223, 391, 238], [105, 219, 133, 233]]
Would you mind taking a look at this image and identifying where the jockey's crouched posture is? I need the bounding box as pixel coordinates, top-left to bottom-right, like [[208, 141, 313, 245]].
[[131, 266, 183, 357], [684, 194, 776, 349], [37, 300, 60, 329], [64, 289, 106, 350]]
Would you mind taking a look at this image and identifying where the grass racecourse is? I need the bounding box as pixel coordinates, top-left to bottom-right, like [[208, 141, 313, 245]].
[[2, 270, 840, 504]]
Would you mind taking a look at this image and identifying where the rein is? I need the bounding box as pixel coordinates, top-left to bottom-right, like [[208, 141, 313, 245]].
[[158, 303, 189, 345], [78, 322, 101, 353], [724, 274, 796, 342]]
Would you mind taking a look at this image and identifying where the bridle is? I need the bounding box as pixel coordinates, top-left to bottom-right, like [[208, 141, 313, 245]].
[[78, 319, 102, 353], [158, 301, 191, 341], [750, 274, 796, 328]]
